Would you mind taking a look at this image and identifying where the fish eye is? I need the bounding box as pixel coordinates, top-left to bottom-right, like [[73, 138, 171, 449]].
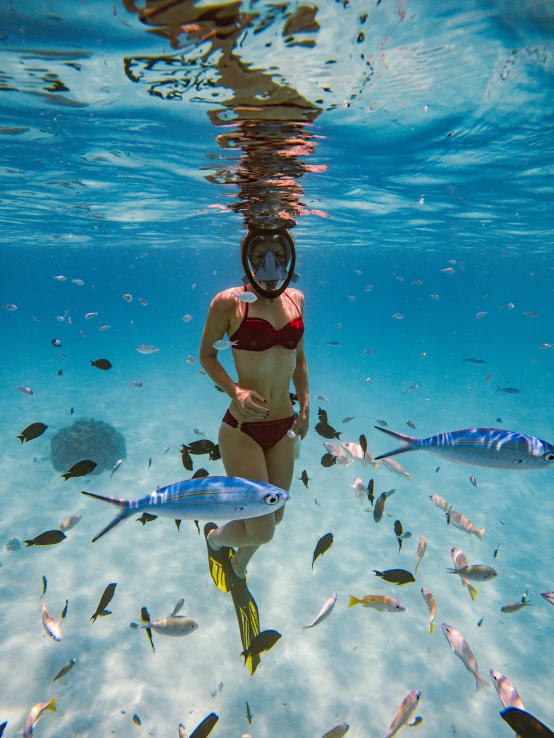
[[513, 459, 523, 465], [264, 493, 279, 505], [544, 453, 554, 462]]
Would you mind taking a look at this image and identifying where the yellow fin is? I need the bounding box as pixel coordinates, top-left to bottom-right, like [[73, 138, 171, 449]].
[[348, 596, 359, 608]]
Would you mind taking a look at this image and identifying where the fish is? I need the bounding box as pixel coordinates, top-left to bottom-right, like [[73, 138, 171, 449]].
[[384, 690, 421, 738], [430, 494, 450, 510], [314, 497, 321, 506], [299, 470, 310, 488], [463, 358, 487, 364], [496, 386, 523, 395], [194, 428, 205, 437], [405, 385, 420, 395], [61, 600, 68, 619], [72, 279, 84, 285], [321, 722, 350, 737], [380, 457, 413, 480], [17, 422, 48, 443], [148, 456, 152, 468], [42, 602, 62, 641], [374, 426, 554, 470], [342, 441, 374, 467], [241, 629, 281, 660], [24, 530, 66, 547], [51, 338, 62, 347], [312, 533, 334, 568], [82, 477, 290, 542], [23, 697, 57, 738], [0, 721, 6, 737], [447, 565, 498, 581], [137, 344, 159, 354], [303, 593, 337, 629], [110, 459, 123, 477], [442, 267, 455, 274], [183, 314, 193, 322], [52, 658, 76, 682], [122, 293, 133, 302], [392, 312, 404, 319], [138, 297, 147, 306], [3, 303, 18, 310], [348, 595, 404, 612], [61, 460, 97, 480], [316, 422, 341, 440], [476, 311, 487, 318], [374, 569, 415, 585], [41, 576, 47, 598], [90, 358, 112, 370], [373, 492, 387, 523], [491, 670, 525, 709], [394, 520, 403, 551], [236, 290, 257, 303], [441, 623, 489, 690], [447, 509, 485, 540], [245, 701, 253, 724], [324, 341, 341, 346], [523, 311, 539, 318], [129, 381, 143, 389], [430, 294, 439, 300], [192, 468, 209, 479], [342, 416, 355, 424], [500, 706, 554, 737], [131, 604, 198, 637], [323, 442, 350, 465], [420, 588, 436, 633], [421, 352, 428, 358], [321, 453, 337, 468], [407, 420, 416, 430], [485, 374, 493, 382], [414, 537, 427, 572], [57, 370, 63, 376], [501, 592, 530, 614], [539, 343, 553, 350], [187, 439, 216, 455], [541, 592, 554, 606], [376, 419, 388, 427], [351, 477, 365, 503], [367, 478, 375, 505], [493, 544, 500, 559], [136, 512, 158, 526], [54, 275, 66, 280], [450, 547, 479, 600], [139, 606, 155, 652], [91, 583, 117, 623], [315, 394, 328, 402], [16, 386, 34, 396], [180, 445, 194, 470], [469, 474, 478, 488], [85, 312, 98, 319], [187, 712, 218, 738], [213, 339, 238, 350], [132, 714, 141, 726]]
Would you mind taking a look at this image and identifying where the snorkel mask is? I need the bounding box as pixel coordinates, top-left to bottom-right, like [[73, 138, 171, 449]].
[[241, 228, 299, 299]]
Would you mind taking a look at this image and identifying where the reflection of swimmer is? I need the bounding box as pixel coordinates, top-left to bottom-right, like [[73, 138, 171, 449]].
[[200, 228, 309, 585]]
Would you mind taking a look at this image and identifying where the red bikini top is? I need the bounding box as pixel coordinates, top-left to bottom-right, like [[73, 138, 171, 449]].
[[229, 287, 304, 352]]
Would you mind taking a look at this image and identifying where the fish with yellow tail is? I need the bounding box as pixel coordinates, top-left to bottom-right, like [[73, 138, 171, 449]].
[[24, 697, 57, 737], [384, 690, 421, 737], [450, 547, 479, 600], [82, 476, 289, 542], [421, 589, 436, 633], [374, 426, 554, 470], [348, 595, 405, 612], [441, 623, 490, 690]]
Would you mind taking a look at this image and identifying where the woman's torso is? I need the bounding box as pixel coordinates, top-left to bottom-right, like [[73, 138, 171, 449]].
[[224, 287, 304, 422]]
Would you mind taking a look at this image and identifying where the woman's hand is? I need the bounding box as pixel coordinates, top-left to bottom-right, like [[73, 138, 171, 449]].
[[292, 408, 309, 440], [233, 386, 269, 420]]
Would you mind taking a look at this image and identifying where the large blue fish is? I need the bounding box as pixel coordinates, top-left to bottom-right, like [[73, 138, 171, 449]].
[[374, 426, 554, 470], [82, 476, 290, 542]]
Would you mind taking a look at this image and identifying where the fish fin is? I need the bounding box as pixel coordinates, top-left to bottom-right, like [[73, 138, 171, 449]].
[[371, 461, 381, 470], [373, 570, 383, 578], [468, 584, 479, 601], [46, 697, 57, 713], [81, 491, 133, 542], [23, 540, 35, 547], [475, 528, 485, 541], [348, 596, 358, 608], [374, 426, 417, 444], [429, 622, 434, 634], [17, 434, 25, 443], [476, 674, 490, 691]]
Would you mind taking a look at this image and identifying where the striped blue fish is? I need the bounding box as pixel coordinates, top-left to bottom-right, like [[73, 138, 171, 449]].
[[374, 427, 554, 470], [82, 476, 290, 542]]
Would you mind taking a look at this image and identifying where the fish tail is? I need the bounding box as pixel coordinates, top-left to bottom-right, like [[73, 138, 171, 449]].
[[23, 540, 35, 547], [429, 622, 434, 634], [476, 673, 490, 691], [61, 472, 71, 481], [495, 385, 501, 393], [374, 426, 417, 460], [373, 570, 383, 578], [348, 596, 359, 608], [468, 584, 479, 601], [46, 696, 57, 713], [81, 491, 133, 542], [371, 461, 381, 470], [475, 528, 485, 541], [17, 434, 25, 443]]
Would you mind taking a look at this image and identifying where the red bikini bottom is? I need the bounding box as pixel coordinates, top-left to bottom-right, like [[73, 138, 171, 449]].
[[222, 409, 294, 452]]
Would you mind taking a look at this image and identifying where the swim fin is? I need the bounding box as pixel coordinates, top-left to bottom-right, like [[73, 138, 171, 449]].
[[231, 576, 261, 675], [204, 523, 237, 594]]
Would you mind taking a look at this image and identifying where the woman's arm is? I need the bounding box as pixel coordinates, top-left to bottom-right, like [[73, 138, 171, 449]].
[[291, 292, 309, 439]]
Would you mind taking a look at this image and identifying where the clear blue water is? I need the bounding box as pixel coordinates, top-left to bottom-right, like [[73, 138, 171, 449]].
[[2, 1, 554, 736]]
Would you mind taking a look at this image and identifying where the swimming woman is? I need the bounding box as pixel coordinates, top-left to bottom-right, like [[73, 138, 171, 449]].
[[199, 227, 309, 589]]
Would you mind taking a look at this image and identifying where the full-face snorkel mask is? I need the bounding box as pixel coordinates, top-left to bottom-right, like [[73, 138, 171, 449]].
[[241, 229, 299, 299]]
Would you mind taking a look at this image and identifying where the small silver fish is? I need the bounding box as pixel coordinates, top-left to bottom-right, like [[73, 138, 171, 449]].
[[321, 722, 349, 738], [441, 623, 489, 690], [110, 459, 123, 478], [500, 591, 530, 614], [236, 290, 257, 303], [447, 509, 485, 541], [314, 496, 321, 506], [380, 457, 413, 480], [450, 547, 479, 601], [446, 565, 497, 581], [130, 613, 197, 637], [16, 386, 34, 396], [129, 381, 143, 389], [3, 303, 18, 310], [53, 275, 67, 280], [302, 593, 337, 630], [342, 417, 355, 423], [421, 589, 436, 633], [59, 514, 82, 532], [213, 339, 238, 350], [490, 670, 525, 709], [52, 658, 76, 683], [193, 429, 205, 437], [469, 474, 478, 488], [85, 312, 98, 319], [316, 394, 329, 402], [71, 279, 84, 286], [42, 601, 62, 641], [415, 537, 427, 572], [429, 494, 450, 511], [123, 293, 133, 302], [137, 343, 159, 354], [385, 690, 421, 738]]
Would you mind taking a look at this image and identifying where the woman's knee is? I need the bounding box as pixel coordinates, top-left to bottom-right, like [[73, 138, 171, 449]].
[[245, 516, 275, 545]]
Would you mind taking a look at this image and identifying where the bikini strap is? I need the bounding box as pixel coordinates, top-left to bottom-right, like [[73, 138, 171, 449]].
[[284, 290, 302, 318], [242, 285, 249, 318]]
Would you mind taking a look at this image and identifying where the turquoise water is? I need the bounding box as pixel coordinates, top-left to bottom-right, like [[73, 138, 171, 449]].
[[2, 1, 554, 737]]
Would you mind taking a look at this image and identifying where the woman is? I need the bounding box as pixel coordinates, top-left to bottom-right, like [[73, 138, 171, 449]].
[[199, 227, 309, 591]]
